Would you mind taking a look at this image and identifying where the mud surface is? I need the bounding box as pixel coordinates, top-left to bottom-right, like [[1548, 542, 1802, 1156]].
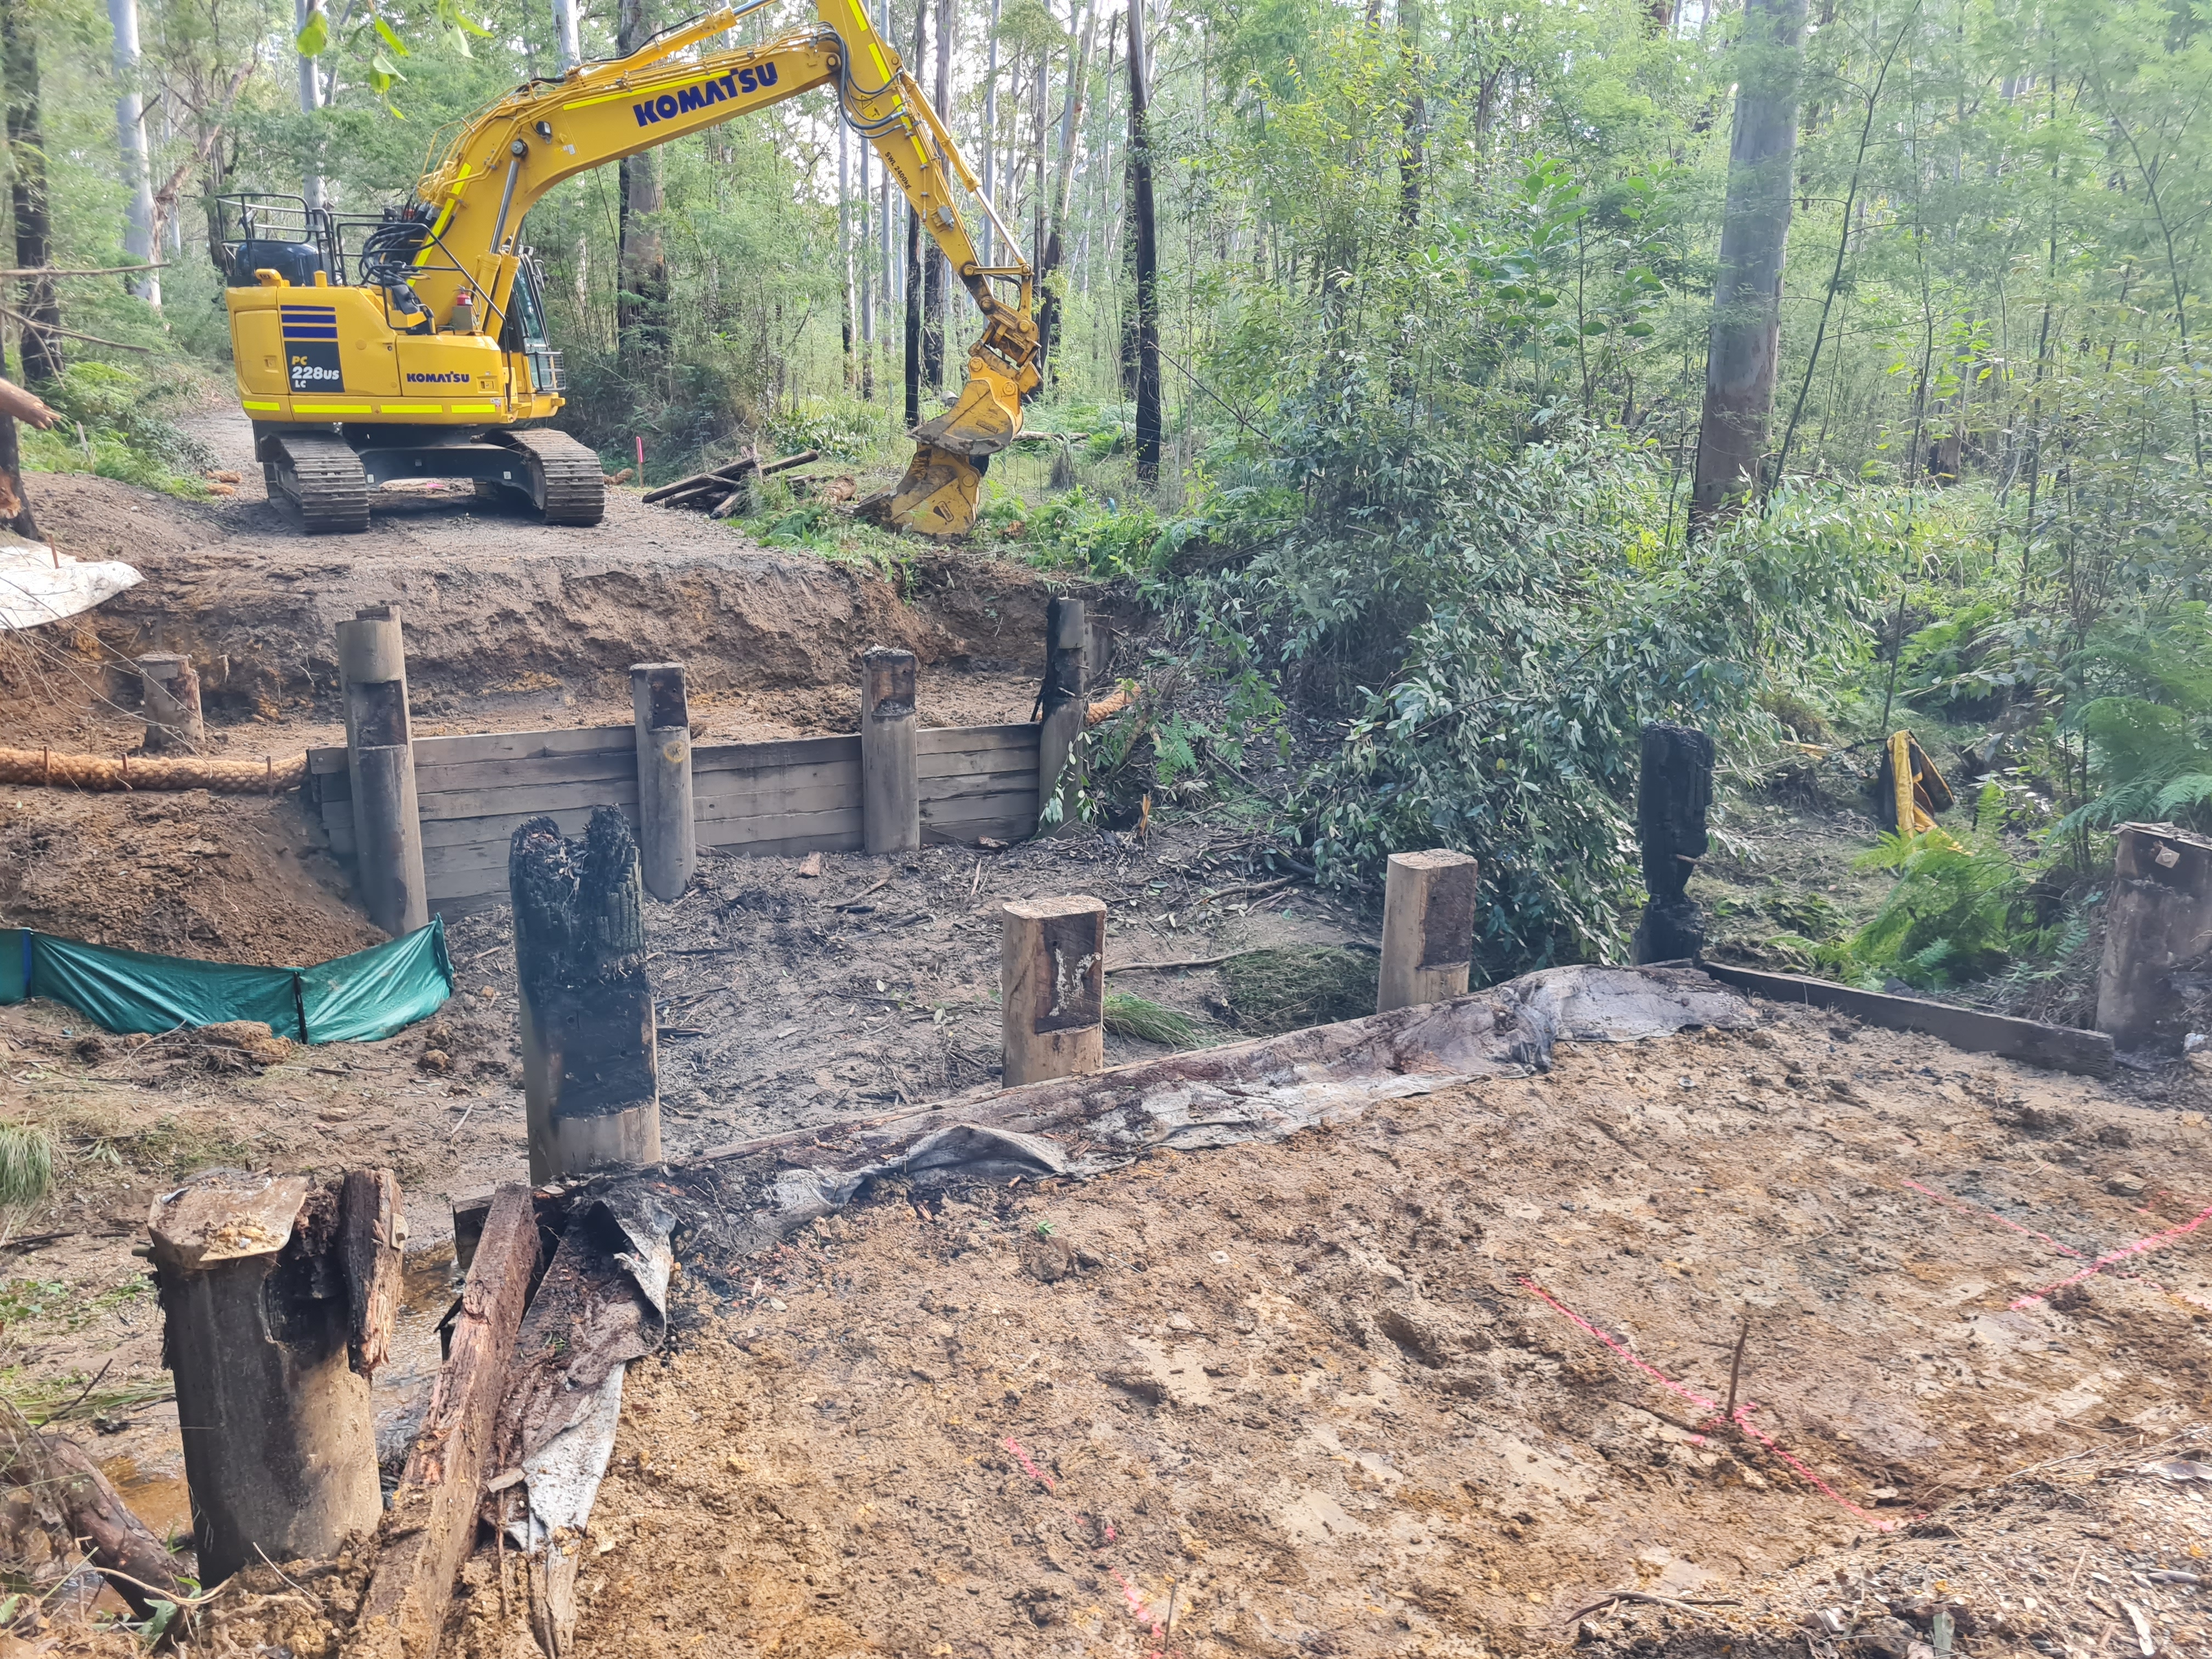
[[552, 1003, 2209, 1658]]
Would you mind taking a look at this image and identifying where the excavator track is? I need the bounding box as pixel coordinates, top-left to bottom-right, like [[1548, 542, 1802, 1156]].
[[272, 433, 370, 535], [497, 430, 606, 526]]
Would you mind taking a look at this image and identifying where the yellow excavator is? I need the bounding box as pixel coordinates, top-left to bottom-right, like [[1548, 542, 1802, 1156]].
[[216, 0, 1037, 535]]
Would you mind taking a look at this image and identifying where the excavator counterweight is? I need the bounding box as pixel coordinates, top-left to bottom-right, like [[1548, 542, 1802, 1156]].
[[221, 0, 1035, 537]]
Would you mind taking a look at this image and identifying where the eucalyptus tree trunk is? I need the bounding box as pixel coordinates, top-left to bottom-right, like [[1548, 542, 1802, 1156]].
[[980, 0, 1001, 267], [108, 0, 159, 307], [1, 0, 61, 385], [294, 0, 328, 211], [904, 0, 924, 428], [616, 0, 671, 375], [922, 0, 951, 392], [1035, 3, 1093, 389], [1127, 0, 1160, 482], [551, 0, 581, 70], [1688, 0, 1807, 534]]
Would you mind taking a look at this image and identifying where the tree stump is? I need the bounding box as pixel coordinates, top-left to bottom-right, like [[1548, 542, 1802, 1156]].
[[2096, 822, 2212, 1054]]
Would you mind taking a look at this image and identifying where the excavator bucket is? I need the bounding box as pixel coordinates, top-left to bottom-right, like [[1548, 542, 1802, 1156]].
[[868, 443, 986, 537], [866, 357, 1029, 536], [912, 358, 1026, 457]]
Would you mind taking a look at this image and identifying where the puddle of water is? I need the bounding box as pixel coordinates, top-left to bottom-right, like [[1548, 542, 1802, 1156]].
[[99, 1454, 194, 1546]]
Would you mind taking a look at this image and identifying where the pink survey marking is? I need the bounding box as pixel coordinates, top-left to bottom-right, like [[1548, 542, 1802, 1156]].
[[1516, 1276, 1896, 1531], [1902, 1177, 2083, 1256], [1002, 1435, 1055, 1492], [2011, 1200, 2212, 1310]]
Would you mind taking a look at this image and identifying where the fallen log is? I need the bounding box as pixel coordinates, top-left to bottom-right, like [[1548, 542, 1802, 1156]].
[[642, 448, 820, 509], [0, 1408, 189, 1619], [352, 1184, 541, 1659], [0, 745, 306, 793]]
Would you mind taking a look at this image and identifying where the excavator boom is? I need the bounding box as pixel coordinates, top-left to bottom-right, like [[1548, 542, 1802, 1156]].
[[221, 0, 1036, 535]]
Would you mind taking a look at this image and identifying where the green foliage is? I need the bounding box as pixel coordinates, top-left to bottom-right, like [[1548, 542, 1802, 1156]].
[[21, 364, 213, 498], [1816, 812, 2056, 992], [2056, 605, 2212, 836], [1218, 947, 1378, 1034], [1021, 488, 1164, 579], [1102, 992, 1203, 1048]]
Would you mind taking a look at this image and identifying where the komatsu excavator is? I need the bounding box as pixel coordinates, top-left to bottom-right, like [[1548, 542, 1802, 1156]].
[[216, 0, 1036, 535]]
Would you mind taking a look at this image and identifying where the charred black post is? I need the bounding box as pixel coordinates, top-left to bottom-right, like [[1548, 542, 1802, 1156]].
[[1632, 721, 1715, 965], [510, 805, 662, 1181]]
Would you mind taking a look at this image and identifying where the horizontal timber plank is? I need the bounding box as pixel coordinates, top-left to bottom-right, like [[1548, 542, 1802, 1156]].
[[425, 811, 645, 881], [919, 764, 1036, 798], [692, 735, 860, 775], [319, 771, 352, 804], [414, 726, 631, 766], [416, 778, 642, 821], [412, 750, 638, 795], [699, 826, 866, 859], [922, 788, 1038, 822], [698, 807, 864, 850], [1698, 962, 2114, 1076], [916, 724, 1038, 758], [924, 817, 1035, 845], [308, 746, 348, 776], [693, 777, 859, 821]]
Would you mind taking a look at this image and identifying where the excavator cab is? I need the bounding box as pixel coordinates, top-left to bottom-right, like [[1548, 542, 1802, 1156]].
[[215, 191, 604, 535]]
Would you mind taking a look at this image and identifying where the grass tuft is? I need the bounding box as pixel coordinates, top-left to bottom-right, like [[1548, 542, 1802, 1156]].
[[1218, 947, 1378, 1034], [0, 1125, 54, 1214], [1103, 992, 1204, 1048]]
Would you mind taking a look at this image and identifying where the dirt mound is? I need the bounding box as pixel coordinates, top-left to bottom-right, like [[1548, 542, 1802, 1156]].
[[0, 787, 379, 963], [544, 1006, 2209, 1656]]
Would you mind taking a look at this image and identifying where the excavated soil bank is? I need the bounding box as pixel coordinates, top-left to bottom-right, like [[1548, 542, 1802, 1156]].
[[479, 1002, 2210, 1659]]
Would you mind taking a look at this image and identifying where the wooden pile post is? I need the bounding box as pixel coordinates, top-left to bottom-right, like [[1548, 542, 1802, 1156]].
[[1037, 596, 1087, 836], [1001, 895, 1106, 1085], [639, 447, 819, 516], [337, 603, 429, 936], [2096, 822, 2212, 1053], [352, 1184, 541, 1659], [630, 662, 696, 902], [1378, 850, 1480, 1012], [145, 1169, 401, 1583], [860, 646, 919, 854], [510, 805, 662, 1181], [1631, 720, 1714, 965], [136, 653, 202, 753]]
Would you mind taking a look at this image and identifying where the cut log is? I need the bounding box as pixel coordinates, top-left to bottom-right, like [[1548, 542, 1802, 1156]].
[[2095, 822, 2212, 1053], [640, 455, 756, 504], [511, 807, 662, 1181], [757, 447, 821, 476], [351, 1184, 542, 1659], [149, 1175, 383, 1584]]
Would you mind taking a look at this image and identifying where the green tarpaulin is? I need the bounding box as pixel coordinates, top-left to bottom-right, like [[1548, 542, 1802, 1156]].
[[1, 921, 452, 1044]]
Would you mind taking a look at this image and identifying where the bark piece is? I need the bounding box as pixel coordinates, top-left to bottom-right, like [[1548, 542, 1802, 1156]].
[[340, 1169, 405, 1378], [352, 1184, 543, 1659]]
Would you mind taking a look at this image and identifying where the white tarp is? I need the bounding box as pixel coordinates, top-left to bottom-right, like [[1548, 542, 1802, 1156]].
[[0, 538, 142, 630]]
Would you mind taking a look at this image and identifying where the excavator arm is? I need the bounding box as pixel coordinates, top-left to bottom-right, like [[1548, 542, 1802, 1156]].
[[408, 0, 1038, 533]]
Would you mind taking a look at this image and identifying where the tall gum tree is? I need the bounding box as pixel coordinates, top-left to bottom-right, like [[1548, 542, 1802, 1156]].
[[1689, 0, 1808, 533]]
